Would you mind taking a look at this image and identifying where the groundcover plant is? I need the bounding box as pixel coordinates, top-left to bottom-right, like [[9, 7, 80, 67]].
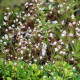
[[0, 0, 80, 80]]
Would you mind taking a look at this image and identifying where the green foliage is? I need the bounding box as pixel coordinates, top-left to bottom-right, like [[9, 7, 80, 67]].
[[0, 60, 80, 80]]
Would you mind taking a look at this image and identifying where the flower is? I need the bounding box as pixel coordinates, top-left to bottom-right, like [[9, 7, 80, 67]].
[[14, 63, 17, 65], [52, 41, 57, 46], [53, 61, 55, 63], [29, 54, 31, 57], [41, 66, 43, 69], [54, 77, 56, 79], [42, 43, 47, 56], [52, 21, 58, 24], [73, 21, 76, 25], [49, 0, 53, 2], [72, 51, 74, 54], [4, 34, 8, 40], [40, 56, 43, 59], [20, 50, 23, 54], [60, 4, 63, 7], [34, 59, 37, 62], [43, 76, 46, 78], [69, 22, 72, 26], [69, 33, 73, 37], [73, 67, 75, 70], [62, 20, 65, 25], [21, 66, 23, 68], [50, 33, 53, 37], [71, 58, 74, 61], [66, 6, 69, 10], [71, 15, 75, 19], [42, 48, 46, 56], [4, 16, 8, 20], [51, 72, 53, 75], [55, 48, 58, 52], [61, 30, 66, 37], [0, 26, 1, 29], [72, 40, 75, 44], [21, 57, 23, 59]]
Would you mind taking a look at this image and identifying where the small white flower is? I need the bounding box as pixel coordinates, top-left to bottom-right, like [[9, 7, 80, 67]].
[[4, 34, 8, 40], [69, 22, 72, 26], [51, 72, 53, 75], [16, 19, 18, 22], [4, 42, 7, 45], [49, 0, 53, 2], [61, 30, 66, 37], [62, 20, 65, 25], [21, 66, 23, 68], [43, 76, 46, 78], [29, 63, 31, 65], [75, 27, 80, 32], [40, 56, 43, 59], [0, 40, 2, 42], [11, 55, 13, 57], [32, 56, 34, 58], [21, 57, 23, 59], [59, 51, 63, 54], [72, 51, 74, 54], [50, 33, 53, 37], [4, 16, 8, 20], [27, 13, 30, 16], [63, 2, 65, 5], [79, 21, 80, 24], [19, 42, 21, 46], [71, 15, 75, 19], [53, 61, 55, 63], [66, 44, 69, 48], [29, 54, 31, 57], [14, 63, 17, 65], [5, 49, 9, 52], [57, 10, 61, 13], [52, 21, 58, 24], [60, 4, 63, 7], [42, 43, 47, 49], [12, 24, 15, 27], [45, 63, 48, 65], [54, 77, 56, 79], [38, 34, 41, 37], [58, 45, 61, 49], [63, 52, 66, 54], [69, 33, 73, 37], [9, 26, 12, 30], [49, 5, 52, 10], [73, 21, 76, 25], [71, 58, 74, 61], [34, 59, 37, 62], [52, 41, 57, 46], [42, 48, 46, 56], [55, 48, 58, 52], [18, 57, 21, 60], [20, 50, 23, 54], [3, 22, 6, 25], [41, 66, 43, 69], [0, 26, 1, 29], [66, 6, 69, 10], [5, 61, 7, 64], [72, 40, 75, 44], [73, 67, 75, 70], [6, 7, 9, 9]]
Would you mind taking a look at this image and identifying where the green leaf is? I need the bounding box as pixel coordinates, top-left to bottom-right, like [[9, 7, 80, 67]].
[[7, 77, 12, 80], [55, 55, 61, 59]]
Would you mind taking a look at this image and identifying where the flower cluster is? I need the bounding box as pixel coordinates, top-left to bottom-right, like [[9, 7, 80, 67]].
[[0, 0, 80, 67]]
